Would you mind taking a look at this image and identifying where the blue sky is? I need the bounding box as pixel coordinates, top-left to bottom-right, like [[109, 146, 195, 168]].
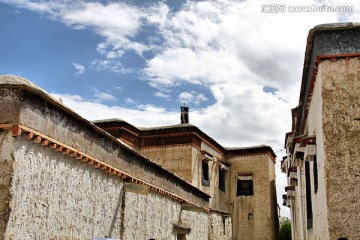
[[0, 0, 359, 217], [0, 0, 214, 110]]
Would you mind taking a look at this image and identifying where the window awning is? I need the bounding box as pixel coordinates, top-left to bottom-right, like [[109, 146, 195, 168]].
[[237, 174, 253, 180], [304, 137, 316, 161]]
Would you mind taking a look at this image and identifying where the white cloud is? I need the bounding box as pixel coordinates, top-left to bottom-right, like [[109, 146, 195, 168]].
[[154, 92, 170, 99], [72, 63, 85, 76], [51, 93, 177, 126], [179, 91, 207, 105], [126, 97, 135, 103], [91, 59, 132, 74], [94, 92, 116, 102]]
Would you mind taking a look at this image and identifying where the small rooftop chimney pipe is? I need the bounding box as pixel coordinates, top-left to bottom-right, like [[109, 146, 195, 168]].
[[180, 105, 189, 124]]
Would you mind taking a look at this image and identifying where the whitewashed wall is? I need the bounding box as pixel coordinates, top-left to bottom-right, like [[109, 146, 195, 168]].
[[5, 139, 123, 240], [123, 191, 232, 240], [2, 136, 232, 240]]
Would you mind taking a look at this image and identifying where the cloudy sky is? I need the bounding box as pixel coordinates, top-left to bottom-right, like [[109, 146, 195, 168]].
[[0, 0, 359, 217]]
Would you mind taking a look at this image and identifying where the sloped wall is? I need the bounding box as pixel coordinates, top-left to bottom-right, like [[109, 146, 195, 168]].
[[122, 191, 180, 239], [0, 133, 14, 240], [303, 60, 330, 240], [321, 58, 360, 239], [123, 191, 232, 240], [2, 135, 232, 240], [4, 139, 124, 239]]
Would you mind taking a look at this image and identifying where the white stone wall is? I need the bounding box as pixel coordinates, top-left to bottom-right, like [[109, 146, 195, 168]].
[[5, 139, 124, 239], [122, 191, 180, 239], [123, 191, 232, 240], [0, 133, 15, 239], [303, 62, 330, 240], [208, 213, 232, 240], [2, 136, 232, 240]]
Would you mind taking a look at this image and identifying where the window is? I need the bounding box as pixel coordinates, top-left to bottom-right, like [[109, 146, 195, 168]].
[[219, 168, 226, 192], [222, 217, 226, 235], [202, 160, 210, 186], [173, 224, 190, 239], [236, 175, 254, 196], [313, 155, 318, 194], [305, 161, 313, 228], [177, 234, 186, 240]]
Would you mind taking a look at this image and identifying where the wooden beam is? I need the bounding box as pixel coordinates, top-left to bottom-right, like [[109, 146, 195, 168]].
[[34, 136, 42, 144], [26, 132, 34, 139], [11, 126, 21, 136], [41, 139, 49, 146], [62, 148, 71, 155]]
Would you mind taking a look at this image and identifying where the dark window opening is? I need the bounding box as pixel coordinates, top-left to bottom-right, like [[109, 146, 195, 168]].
[[219, 168, 226, 192], [202, 161, 210, 186], [313, 155, 318, 194], [305, 161, 313, 228], [236, 176, 253, 196], [222, 217, 226, 235], [177, 234, 186, 240]]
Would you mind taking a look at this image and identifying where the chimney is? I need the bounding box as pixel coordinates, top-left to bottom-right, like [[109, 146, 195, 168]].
[[180, 105, 189, 124]]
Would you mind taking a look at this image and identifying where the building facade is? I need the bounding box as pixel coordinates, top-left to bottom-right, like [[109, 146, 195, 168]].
[[94, 118, 279, 240], [282, 23, 360, 240], [0, 75, 278, 239]]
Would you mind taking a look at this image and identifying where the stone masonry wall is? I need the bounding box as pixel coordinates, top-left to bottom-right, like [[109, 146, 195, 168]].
[[2, 135, 232, 240], [208, 212, 232, 239], [303, 61, 330, 240], [321, 58, 360, 239], [121, 189, 232, 240], [5, 137, 124, 239], [228, 154, 277, 240], [199, 142, 229, 212], [140, 145, 194, 183], [0, 133, 15, 240], [122, 191, 181, 239], [140, 143, 230, 213]]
